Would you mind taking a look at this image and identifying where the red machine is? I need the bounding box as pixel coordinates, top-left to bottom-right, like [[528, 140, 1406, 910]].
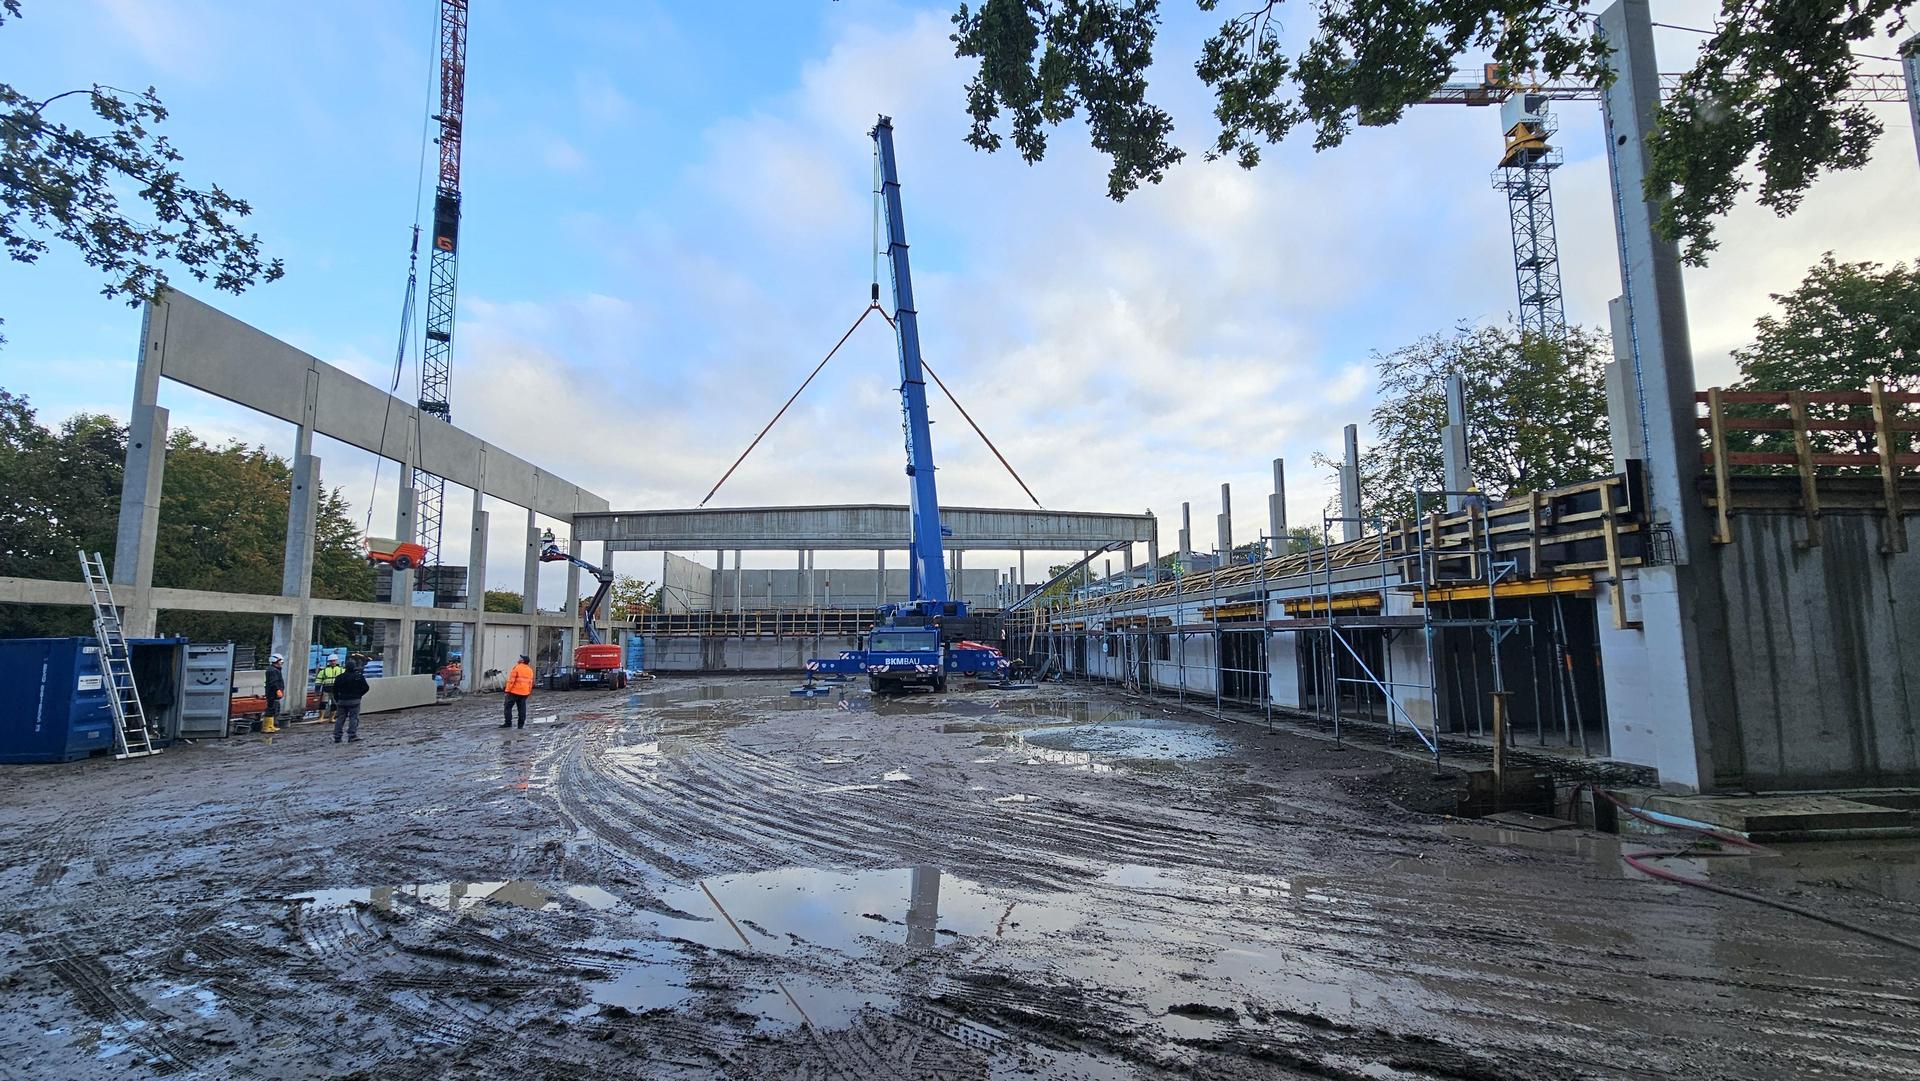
[[365, 537, 429, 570], [537, 531, 627, 690]]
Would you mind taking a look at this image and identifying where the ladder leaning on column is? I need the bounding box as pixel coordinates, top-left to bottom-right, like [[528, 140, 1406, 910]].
[[78, 550, 159, 759]]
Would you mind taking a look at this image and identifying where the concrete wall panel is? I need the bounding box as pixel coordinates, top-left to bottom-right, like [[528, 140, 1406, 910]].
[[1711, 514, 1920, 787]]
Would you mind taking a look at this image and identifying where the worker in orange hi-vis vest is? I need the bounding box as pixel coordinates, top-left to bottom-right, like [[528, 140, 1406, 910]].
[[502, 655, 535, 730]]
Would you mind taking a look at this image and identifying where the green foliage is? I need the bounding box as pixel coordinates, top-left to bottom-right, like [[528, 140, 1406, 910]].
[[0, 388, 372, 653], [1729, 252, 1920, 458], [951, 1, 1183, 200], [610, 575, 660, 617], [950, 0, 1906, 260], [0, 1, 281, 345], [483, 589, 524, 614], [1320, 324, 1612, 525], [1646, 3, 1911, 266]]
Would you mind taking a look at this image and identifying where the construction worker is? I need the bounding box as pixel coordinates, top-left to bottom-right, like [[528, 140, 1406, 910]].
[[316, 655, 345, 720], [502, 654, 535, 729], [262, 655, 285, 733], [330, 659, 371, 744]]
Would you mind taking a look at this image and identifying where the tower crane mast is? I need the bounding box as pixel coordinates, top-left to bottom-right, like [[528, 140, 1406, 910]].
[[415, 0, 468, 572]]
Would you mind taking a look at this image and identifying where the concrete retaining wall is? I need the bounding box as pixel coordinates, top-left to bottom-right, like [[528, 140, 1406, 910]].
[[1707, 513, 1920, 788]]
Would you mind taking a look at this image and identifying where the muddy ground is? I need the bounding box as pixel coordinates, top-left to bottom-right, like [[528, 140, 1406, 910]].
[[3, 677, 1918, 1080]]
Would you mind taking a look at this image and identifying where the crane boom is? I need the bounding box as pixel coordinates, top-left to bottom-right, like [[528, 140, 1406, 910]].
[[1419, 67, 1906, 106], [872, 115, 949, 606]]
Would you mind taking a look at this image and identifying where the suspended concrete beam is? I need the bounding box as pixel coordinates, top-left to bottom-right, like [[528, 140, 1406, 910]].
[[576, 505, 1155, 553]]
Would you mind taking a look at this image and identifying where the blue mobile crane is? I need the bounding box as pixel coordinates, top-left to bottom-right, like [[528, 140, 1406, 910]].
[[803, 116, 1009, 694]]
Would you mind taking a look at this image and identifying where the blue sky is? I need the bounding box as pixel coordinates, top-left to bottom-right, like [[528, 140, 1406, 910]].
[[3, 1, 1917, 599]]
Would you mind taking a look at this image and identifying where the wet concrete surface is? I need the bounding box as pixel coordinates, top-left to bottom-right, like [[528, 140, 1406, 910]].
[[3, 676, 1919, 1079]]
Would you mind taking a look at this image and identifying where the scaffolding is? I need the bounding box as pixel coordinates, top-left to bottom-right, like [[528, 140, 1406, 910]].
[[1040, 474, 1645, 763]]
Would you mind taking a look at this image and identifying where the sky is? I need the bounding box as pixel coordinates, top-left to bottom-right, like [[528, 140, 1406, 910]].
[[2, 0, 1917, 604]]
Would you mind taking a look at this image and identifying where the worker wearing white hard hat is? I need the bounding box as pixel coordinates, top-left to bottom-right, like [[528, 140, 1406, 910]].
[[262, 655, 286, 733]]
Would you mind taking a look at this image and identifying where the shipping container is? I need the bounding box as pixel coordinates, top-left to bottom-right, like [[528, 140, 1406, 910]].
[[0, 638, 115, 763]]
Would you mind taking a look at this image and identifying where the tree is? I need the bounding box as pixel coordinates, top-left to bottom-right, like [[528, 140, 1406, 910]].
[[950, 0, 1909, 263], [1730, 251, 1920, 457], [0, 389, 372, 653], [1319, 324, 1611, 525], [610, 575, 660, 618], [0, 1, 282, 345], [484, 590, 524, 614]]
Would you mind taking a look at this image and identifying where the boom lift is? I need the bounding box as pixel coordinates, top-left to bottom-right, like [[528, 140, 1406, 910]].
[[803, 116, 1010, 694], [537, 530, 628, 690]]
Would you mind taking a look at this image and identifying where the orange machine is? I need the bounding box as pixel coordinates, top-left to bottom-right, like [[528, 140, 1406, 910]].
[[365, 537, 429, 570]]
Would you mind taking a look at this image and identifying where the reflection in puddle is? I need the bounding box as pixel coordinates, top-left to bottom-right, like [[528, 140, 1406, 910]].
[[290, 879, 563, 915]]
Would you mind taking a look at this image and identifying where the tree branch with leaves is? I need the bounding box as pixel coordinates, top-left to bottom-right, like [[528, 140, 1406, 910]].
[[951, 0, 1912, 263], [0, 0, 282, 345]]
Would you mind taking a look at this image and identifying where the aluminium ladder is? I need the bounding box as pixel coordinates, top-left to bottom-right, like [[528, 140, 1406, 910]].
[[78, 550, 159, 759]]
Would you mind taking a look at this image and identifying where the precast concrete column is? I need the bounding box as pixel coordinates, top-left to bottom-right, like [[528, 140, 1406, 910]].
[[807, 550, 816, 608], [273, 440, 320, 715], [598, 546, 615, 646], [1217, 482, 1233, 559], [465, 507, 489, 692], [1179, 502, 1192, 559], [953, 549, 963, 601], [734, 550, 743, 614], [1597, 0, 1730, 790], [389, 485, 419, 676], [1146, 536, 1160, 582], [1606, 297, 1648, 471], [1018, 550, 1026, 591], [564, 537, 584, 656], [112, 405, 168, 638], [113, 306, 170, 636], [1269, 459, 1287, 557], [1340, 424, 1362, 542], [877, 550, 886, 604], [1123, 547, 1134, 584], [1441, 374, 1471, 511], [713, 550, 724, 613], [520, 508, 540, 669]]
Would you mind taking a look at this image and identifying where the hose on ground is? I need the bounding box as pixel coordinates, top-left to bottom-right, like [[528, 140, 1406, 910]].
[[1599, 790, 1920, 954]]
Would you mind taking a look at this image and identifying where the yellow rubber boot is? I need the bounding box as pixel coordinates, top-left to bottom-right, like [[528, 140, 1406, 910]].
[[260, 717, 279, 733]]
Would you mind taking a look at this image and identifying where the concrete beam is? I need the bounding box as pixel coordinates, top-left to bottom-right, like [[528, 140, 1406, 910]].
[[141, 290, 607, 520], [577, 504, 1156, 552], [0, 575, 578, 627]]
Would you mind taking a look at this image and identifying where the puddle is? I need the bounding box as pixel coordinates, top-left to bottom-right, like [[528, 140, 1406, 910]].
[[571, 938, 691, 1018], [739, 975, 897, 1033], [566, 884, 623, 911], [289, 879, 569, 915], [1011, 715, 1231, 763]]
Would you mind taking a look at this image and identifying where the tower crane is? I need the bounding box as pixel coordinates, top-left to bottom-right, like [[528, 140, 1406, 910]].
[[1407, 65, 1909, 343], [415, 0, 468, 574]]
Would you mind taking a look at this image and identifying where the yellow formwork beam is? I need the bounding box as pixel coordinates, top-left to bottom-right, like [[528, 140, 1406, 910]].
[[1416, 574, 1594, 604]]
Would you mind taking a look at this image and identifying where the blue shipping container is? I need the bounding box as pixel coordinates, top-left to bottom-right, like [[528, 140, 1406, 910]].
[[0, 637, 116, 764]]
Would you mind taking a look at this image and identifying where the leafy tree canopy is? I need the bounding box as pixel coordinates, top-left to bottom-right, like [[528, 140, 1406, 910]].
[[1729, 251, 1920, 457], [1318, 324, 1612, 524], [0, 388, 370, 652], [0, 0, 282, 345], [483, 590, 524, 614], [950, 0, 1910, 263], [610, 575, 662, 617]]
